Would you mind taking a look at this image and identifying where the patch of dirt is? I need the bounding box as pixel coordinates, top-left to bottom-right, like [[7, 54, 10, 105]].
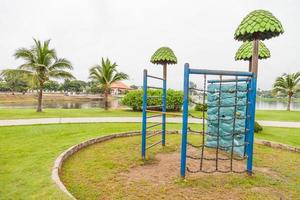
[[121, 147, 247, 184], [254, 166, 283, 179]]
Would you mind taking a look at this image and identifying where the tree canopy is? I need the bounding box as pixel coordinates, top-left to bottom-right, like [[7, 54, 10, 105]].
[[235, 41, 270, 61], [234, 10, 284, 41], [150, 47, 177, 65]]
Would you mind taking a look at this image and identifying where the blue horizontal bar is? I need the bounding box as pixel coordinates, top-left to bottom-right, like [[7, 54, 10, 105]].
[[189, 68, 253, 77], [208, 78, 250, 83], [147, 75, 164, 80]]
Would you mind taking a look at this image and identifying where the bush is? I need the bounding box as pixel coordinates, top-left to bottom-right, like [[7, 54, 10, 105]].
[[254, 121, 263, 133], [194, 103, 208, 112], [122, 89, 183, 111]]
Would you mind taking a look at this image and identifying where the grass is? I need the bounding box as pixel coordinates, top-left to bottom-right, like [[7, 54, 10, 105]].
[[61, 134, 300, 200], [255, 110, 300, 122], [255, 127, 300, 147], [0, 108, 142, 119], [0, 108, 300, 122], [0, 122, 299, 199], [0, 123, 195, 199]]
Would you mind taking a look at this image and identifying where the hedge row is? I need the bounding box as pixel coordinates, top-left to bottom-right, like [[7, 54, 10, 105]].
[[122, 89, 183, 111]]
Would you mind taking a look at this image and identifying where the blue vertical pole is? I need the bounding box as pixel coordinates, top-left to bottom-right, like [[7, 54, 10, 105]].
[[162, 65, 167, 146], [244, 80, 251, 156], [142, 69, 148, 159], [180, 63, 190, 178], [246, 75, 257, 174]]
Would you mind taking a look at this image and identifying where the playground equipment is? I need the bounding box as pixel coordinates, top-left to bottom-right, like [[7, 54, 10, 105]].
[[180, 63, 256, 177], [141, 47, 177, 159], [141, 10, 283, 177]]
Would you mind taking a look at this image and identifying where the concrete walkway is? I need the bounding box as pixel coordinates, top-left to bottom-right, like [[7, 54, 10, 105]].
[[0, 117, 300, 128]]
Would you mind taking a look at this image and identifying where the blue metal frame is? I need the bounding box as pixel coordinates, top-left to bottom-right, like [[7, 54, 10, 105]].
[[180, 63, 256, 177], [162, 76, 167, 146], [189, 68, 253, 77], [208, 78, 250, 84], [180, 63, 190, 177], [141, 69, 166, 159], [141, 69, 148, 159], [246, 75, 257, 174]]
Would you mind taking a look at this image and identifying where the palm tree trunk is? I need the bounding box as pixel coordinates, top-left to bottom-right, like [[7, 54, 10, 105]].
[[37, 86, 43, 112], [248, 60, 252, 72], [287, 94, 292, 111], [104, 90, 109, 110]]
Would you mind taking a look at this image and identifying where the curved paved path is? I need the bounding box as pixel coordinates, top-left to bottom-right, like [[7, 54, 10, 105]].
[[0, 117, 299, 128]]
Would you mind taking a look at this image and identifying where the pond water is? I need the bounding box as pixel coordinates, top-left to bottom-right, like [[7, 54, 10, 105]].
[[0, 98, 299, 110]]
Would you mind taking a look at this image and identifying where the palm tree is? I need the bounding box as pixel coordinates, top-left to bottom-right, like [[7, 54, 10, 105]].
[[89, 58, 129, 110], [273, 72, 300, 111], [1, 39, 74, 112]]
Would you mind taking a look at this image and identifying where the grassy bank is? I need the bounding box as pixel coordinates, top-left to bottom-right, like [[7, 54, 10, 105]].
[[0, 93, 102, 103], [61, 134, 300, 200], [0, 123, 299, 199], [0, 108, 299, 122]]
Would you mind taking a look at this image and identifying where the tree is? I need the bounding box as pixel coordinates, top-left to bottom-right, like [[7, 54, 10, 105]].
[[273, 72, 300, 111], [235, 41, 270, 71], [44, 80, 60, 92], [61, 79, 87, 93], [89, 58, 129, 110], [1, 72, 29, 94], [1, 39, 74, 112], [234, 10, 284, 74], [150, 47, 177, 108]]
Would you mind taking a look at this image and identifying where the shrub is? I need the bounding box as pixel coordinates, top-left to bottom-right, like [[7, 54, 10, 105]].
[[122, 89, 183, 111], [194, 103, 208, 112], [254, 121, 263, 133]]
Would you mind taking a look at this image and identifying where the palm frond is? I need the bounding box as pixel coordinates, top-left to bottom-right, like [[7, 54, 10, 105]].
[[49, 70, 75, 80], [49, 58, 73, 71]]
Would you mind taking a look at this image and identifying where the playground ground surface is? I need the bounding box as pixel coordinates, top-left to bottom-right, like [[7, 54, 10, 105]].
[[1, 123, 299, 199], [61, 134, 300, 200], [0, 108, 300, 122]]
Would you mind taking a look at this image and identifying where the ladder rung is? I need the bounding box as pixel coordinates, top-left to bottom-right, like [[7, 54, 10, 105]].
[[148, 86, 163, 89], [146, 122, 162, 129], [147, 114, 162, 119], [146, 140, 162, 149], [146, 131, 162, 139], [147, 75, 164, 80], [147, 105, 163, 108]]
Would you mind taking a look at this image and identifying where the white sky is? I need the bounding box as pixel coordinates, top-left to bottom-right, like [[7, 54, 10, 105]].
[[0, 0, 299, 90]]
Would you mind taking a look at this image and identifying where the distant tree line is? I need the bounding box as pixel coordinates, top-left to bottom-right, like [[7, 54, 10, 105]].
[[0, 38, 129, 112], [0, 76, 107, 94]]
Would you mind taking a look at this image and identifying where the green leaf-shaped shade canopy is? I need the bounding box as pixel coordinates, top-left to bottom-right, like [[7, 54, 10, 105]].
[[151, 47, 177, 65], [234, 10, 284, 41], [235, 41, 270, 61]]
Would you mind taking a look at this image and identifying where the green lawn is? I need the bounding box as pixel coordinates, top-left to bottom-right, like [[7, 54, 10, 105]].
[[256, 127, 300, 147], [0, 108, 142, 119], [61, 135, 300, 200], [0, 123, 299, 199], [0, 108, 300, 122]]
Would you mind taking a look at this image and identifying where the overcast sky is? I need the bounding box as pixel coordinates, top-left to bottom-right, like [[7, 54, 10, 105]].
[[0, 0, 299, 90]]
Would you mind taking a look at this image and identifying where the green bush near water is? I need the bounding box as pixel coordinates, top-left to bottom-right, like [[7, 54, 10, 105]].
[[194, 103, 208, 112], [255, 121, 263, 133], [122, 89, 183, 111]]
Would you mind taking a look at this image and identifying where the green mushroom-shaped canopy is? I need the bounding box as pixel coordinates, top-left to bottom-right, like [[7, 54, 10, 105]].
[[234, 10, 284, 41], [235, 41, 270, 61], [151, 47, 177, 65]]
